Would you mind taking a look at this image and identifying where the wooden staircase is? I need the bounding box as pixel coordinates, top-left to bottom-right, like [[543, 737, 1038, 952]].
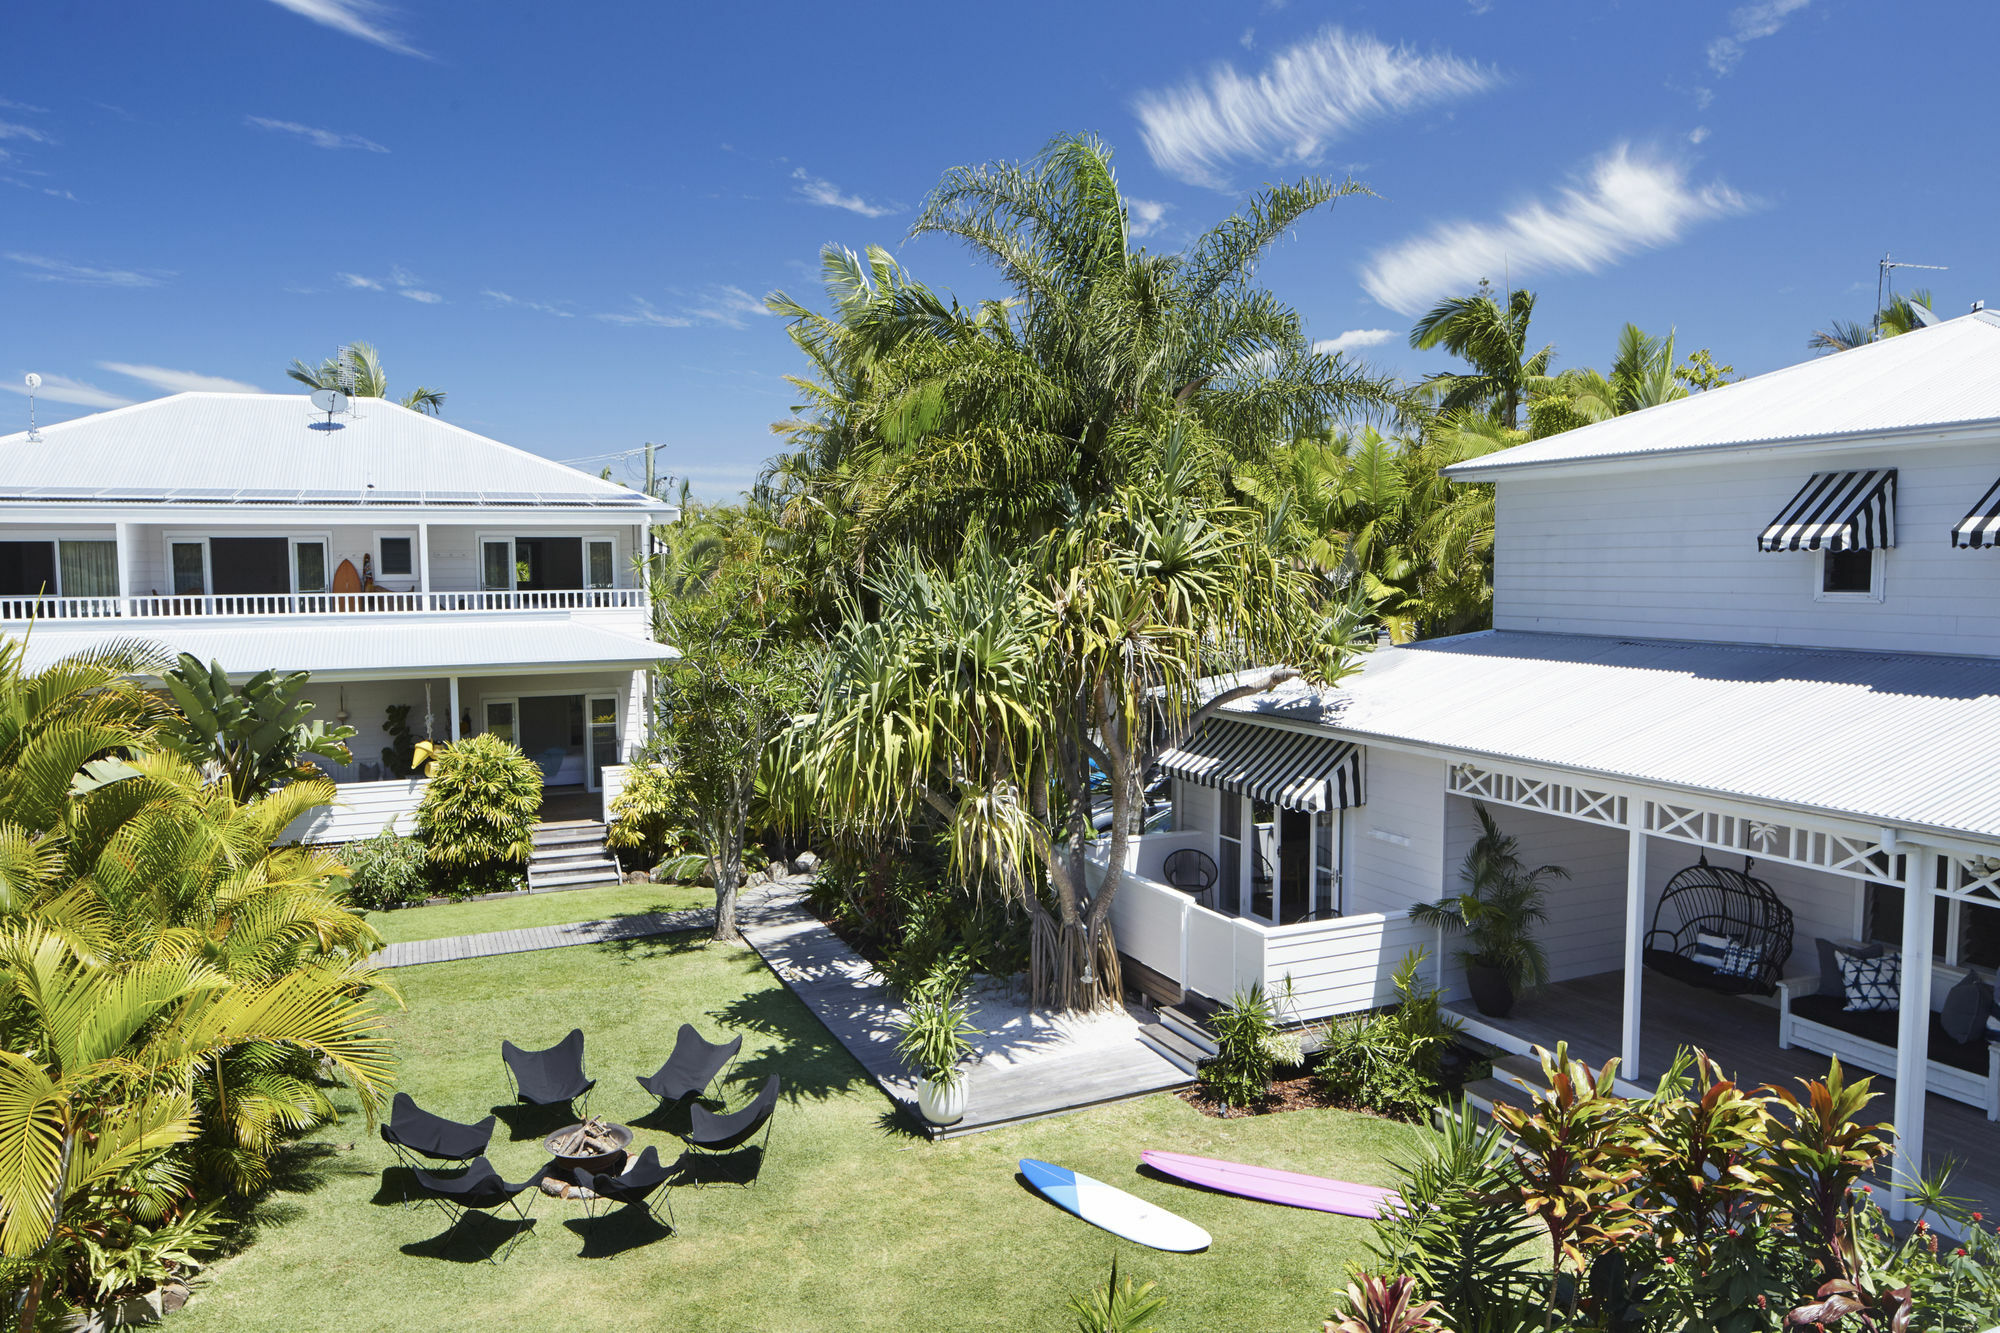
[[526, 820, 622, 892], [1137, 995, 1221, 1077]]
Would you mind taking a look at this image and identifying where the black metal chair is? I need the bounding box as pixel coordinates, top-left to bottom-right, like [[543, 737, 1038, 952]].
[[572, 1145, 675, 1229], [637, 1025, 742, 1108], [1642, 854, 1796, 995], [379, 1093, 496, 1207], [411, 1156, 540, 1263], [501, 1028, 594, 1114], [1161, 848, 1219, 906], [683, 1075, 780, 1173]]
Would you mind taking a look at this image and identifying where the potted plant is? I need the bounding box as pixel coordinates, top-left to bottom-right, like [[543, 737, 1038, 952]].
[[1409, 803, 1567, 1017], [892, 987, 982, 1126]]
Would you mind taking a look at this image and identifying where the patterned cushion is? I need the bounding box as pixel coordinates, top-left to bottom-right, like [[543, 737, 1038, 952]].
[[1840, 951, 1901, 1013], [1715, 942, 1765, 980], [1690, 930, 1739, 969], [1816, 937, 1884, 997]]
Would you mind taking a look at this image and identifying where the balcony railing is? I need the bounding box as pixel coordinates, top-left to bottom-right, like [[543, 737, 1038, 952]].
[[0, 588, 650, 623]]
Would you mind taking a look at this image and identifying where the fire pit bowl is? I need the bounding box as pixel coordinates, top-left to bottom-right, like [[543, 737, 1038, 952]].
[[543, 1119, 634, 1181]]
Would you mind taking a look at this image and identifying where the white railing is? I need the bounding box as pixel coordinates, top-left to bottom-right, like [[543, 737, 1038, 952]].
[[601, 764, 631, 824], [1094, 838, 1444, 1019], [0, 588, 649, 623], [277, 777, 428, 846]]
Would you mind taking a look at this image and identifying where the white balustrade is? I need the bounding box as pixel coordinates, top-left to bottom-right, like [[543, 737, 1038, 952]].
[[0, 587, 648, 623]]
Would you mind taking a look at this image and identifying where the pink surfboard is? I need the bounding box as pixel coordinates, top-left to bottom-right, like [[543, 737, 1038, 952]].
[[1141, 1151, 1402, 1218]]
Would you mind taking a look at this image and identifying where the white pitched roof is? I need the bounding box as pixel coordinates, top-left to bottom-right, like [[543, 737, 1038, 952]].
[[18, 616, 678, 681], [1219, 631, 2000, 843], [0, 393, 668, 511], [1449, 312, 2000, 480]]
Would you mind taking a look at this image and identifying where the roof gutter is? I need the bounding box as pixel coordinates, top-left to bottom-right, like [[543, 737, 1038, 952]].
[[1443, 416, 2000, 482]]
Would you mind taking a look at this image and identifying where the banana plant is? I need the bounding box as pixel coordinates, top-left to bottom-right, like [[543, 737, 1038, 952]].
[[161, 655, 354, 802]]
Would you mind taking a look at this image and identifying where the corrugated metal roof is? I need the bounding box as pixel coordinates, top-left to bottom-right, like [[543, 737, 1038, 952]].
[[1219, 631, 2000, 842], [1449, 312, 2000, 480], [0, 393, 671, 510], [17, 616, 679, 679]]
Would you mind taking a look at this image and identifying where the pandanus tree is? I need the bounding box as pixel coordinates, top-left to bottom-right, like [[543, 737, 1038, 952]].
[[286, 340, 446, 415]]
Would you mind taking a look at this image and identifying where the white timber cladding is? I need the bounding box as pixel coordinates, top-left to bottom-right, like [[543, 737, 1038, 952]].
[[1491, 440, 2000, 655], [277, 778, 426, 845], [1338, 747, 1450, 918], [601, 764, 631, 823]]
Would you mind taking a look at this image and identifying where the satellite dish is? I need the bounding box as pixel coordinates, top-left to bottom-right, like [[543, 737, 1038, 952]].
[[1906, 301, 1942, 328], [24, 373, 41, 391], [310, 388, 349, 414]]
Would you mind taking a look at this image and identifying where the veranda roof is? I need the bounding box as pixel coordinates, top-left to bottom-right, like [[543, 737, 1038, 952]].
[[1213, 631, 2000, 843]]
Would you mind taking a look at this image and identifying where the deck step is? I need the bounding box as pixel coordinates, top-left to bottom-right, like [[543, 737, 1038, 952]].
[[532, 825, 608, 847], [1157, 1005, 1220, 1058], [1136, 1020, 1207, 1077], [529, 868, 624, 890], [1460, 1054, 1547, 1118], [530, 850, 617, 870]]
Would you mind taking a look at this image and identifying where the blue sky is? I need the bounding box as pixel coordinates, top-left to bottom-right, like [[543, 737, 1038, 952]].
[[4, 1, 1996, 497]]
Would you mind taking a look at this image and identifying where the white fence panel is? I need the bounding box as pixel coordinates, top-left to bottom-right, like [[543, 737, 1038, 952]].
[[1106, 874, 1190, 988], [601, 764, 632, 824], [1261, 911, 1440, 1019], [279, 778, 428, 846]]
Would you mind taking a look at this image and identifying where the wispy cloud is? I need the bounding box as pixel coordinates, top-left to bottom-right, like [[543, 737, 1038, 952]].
[[1313, 328, 1396, 356], [337, 266, 441, 302], [1127, 197, 1170, 239], [246, 116, 388, 152], [1708, 0, 1810, 75], [98, 363, 261, 394], [1134, 26, 1499, 189], [265, 0, 425, 57], [0, 99, 49, 114], [482, 289, 574, 318], [596, 286, 774, 331], [0, 121, 51, 144], [6, 252, 166, 287], [4, 373, 131, 409], [1689, 126, 1711, 145], [791, 168, 898, 218], [1360, 146, 1752, 315]]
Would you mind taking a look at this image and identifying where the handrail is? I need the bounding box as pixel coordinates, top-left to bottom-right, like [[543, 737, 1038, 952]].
[[0, 588, 650, 622]]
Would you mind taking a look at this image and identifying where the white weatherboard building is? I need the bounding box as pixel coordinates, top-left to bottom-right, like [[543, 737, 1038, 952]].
[[1101, 311, 2000, 1217], [0, 392, 676, 842]]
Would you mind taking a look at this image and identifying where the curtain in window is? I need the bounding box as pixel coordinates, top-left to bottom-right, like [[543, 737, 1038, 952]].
[[295, 542, 327, 593], [172, 543, 205, 595], [482, 541, 512, 590], [58, 540, 119, 598], [588, 541, 614, 589]]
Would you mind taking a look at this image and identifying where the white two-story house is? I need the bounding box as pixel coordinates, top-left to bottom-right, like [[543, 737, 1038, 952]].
[[1100, 310, 2000, 1218], [0, 391, 676, 839]]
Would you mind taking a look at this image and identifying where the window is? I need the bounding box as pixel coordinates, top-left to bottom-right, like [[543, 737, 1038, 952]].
[[377, 536, 413, 577], [588, 540, 615, 590], [0, 542, 56, 598], [483, 700, 515, 744], [1217, 792, 1242, 917], [1816, 548, 1882, 601], [56, 541, 118, 598], [170, 542, 206, 596], [294, 541, 327, 593], [1314, 810, 1340, 919], [482, 540, 513, 591]]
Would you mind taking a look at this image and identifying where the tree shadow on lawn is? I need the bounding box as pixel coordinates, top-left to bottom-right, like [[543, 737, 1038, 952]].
[[706, 987, 870, 1104], [213, 1138, 377, 1255], [589, 931, 712, 965]]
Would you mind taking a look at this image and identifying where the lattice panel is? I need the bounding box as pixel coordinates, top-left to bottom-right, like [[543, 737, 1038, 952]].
[[1646, 802, 1903, 885], [1447, 763, 1627, 828], [1943, 856, 2000, 907]]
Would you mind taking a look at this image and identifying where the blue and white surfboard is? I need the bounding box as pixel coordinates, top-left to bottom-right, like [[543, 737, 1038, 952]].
[[1018, 1158, 1212, 1252]]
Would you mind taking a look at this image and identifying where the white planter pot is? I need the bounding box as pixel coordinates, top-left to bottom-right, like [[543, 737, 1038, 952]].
[[916, 1076, 968, 1126]]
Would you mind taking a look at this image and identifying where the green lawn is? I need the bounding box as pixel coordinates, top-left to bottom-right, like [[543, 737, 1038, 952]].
[[365, 882, 711, 944], [180, 935, 1419, 1333]]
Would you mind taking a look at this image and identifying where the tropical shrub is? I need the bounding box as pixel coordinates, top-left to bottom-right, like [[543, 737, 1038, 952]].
[[160, 654, 355, 800], [1201, 986, 1281, 1108], [416, 732, 541, 887], [380, 702, 419, 777], [1316, 951, 1462, 1120], [1409, 803, 1567, 993], [604, 758, 693, 866], [340, 825, 430, 910], [1066, 1258, 1169, 1333], [1325, 1275, 1446, 1333], [890, 984, 981, 1090], [808, 845, 1030, 996]]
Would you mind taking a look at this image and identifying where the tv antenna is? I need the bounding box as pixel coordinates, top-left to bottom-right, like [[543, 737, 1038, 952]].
[[1876, 253, 1948, 336], [310, 387, 349, 426], [23, 373, 41, 442]]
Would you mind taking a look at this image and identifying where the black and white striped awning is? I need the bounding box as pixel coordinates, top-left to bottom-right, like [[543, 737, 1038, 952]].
[[1954, 477, 2000, 549], [1758, 469, 1897, 552], [1157, 721, 1363, 813]]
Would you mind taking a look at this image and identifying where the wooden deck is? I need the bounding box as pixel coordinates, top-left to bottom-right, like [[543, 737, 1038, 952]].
[[372, 904, 708, 969], [1450, 970, 2000, 1214], [737, 883, 1190, 1138]]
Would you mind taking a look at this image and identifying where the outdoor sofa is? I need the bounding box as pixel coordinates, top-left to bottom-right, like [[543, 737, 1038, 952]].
[[1776, 957, 2000, 1121]]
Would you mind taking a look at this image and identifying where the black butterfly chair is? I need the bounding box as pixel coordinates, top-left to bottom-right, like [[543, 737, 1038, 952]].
[[637, 1025, 742, 1110], [682, 1075, 780, 1182], [572, 1145, 675, 1230], [412, 1156, 540, 1263], [501, 1028, 594, 1115], [379, 1093, 496, 1207]]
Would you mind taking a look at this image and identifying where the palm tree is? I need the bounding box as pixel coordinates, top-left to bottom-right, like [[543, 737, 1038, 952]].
[[286, 340, 446, 415], [1809, 289, 1936, 353], [1409, 283, 1554, 431]]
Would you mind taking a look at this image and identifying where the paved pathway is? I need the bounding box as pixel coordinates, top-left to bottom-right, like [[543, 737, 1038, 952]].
[[371, 904, 711, 969]]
